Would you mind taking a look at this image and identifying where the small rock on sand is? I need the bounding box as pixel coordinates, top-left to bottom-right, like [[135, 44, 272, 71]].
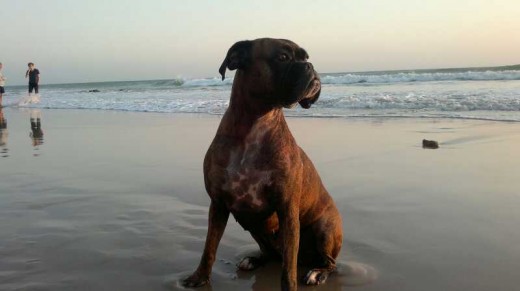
[[422, 139, 439, 149]]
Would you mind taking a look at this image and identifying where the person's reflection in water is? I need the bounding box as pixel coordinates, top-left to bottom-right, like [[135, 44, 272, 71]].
[[0, 108, 8, 157], [29, 110, 44, 156]]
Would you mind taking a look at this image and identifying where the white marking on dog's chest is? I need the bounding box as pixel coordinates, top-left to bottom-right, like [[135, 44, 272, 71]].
[[225, 125, 273, 210]]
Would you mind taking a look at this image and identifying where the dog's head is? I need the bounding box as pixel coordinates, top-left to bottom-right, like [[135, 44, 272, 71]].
[[219, 38, 321, 109]]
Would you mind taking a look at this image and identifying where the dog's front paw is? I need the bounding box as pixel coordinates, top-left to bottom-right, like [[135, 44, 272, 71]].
[[303, 268, 329, 285], [237, 256, 263, 271], [182, 272, 209, 288]]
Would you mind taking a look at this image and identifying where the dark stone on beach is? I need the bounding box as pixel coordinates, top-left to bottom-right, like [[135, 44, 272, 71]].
[[89, 89, 100, 93], [422, 139, 439, 149]]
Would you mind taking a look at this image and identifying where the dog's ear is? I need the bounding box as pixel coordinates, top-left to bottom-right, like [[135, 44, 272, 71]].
[[298, 88, 321, 109], [219, 40, 253, 80]]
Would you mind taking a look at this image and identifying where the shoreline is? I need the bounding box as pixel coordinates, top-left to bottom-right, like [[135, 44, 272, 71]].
[[2, 106, 520, 124]]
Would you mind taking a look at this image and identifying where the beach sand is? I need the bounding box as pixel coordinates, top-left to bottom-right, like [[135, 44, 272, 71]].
[[1, 108, 519, 291]]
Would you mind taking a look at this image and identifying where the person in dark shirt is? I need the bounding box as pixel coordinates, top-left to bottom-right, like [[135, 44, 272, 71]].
[[25, 62, 40, 95]]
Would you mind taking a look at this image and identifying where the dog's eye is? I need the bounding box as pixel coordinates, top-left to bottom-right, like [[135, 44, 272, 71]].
[[278, 54, 289, 62]]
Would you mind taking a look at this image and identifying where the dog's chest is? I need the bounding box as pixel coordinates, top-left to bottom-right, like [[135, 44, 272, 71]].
[[222, 127, 273, 213]]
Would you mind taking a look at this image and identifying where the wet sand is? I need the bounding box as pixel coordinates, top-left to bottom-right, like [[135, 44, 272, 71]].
[[1, 108, 519, 291]]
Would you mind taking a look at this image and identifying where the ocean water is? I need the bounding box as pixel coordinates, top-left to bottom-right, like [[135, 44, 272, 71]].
[[4, 65, 520, 122]]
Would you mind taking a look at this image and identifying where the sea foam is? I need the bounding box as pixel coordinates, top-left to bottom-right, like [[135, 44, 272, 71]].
[[3, 67, 519, 122]]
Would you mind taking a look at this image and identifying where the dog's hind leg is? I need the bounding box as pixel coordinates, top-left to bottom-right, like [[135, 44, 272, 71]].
[[301, 211, 343, 285], [238, 215, 281, 271], [237, 232, 280, 271]]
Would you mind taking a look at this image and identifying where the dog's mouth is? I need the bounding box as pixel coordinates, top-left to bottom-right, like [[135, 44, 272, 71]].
[[282, 77, 321, 109], [296, 77, 321, 103], [304, 78, 321, 98], [283, 78, 321, 109]]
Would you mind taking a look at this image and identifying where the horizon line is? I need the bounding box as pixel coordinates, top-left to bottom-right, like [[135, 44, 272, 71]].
[[4, 63, 519, 87]]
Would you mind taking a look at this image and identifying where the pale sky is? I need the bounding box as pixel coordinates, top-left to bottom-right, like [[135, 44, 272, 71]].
[[1, 0, 519, 85]]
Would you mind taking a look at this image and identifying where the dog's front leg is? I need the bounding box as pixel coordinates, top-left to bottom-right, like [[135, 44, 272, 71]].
[[278, 203, 300, 291], [183, 200, 229, 287]]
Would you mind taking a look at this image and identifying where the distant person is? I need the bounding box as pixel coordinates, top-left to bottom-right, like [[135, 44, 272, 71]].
[[25, 62, 40, 95], [0, 62, 5, 107]]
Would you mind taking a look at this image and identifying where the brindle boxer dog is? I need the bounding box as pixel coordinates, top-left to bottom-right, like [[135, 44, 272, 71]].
[[182, 38, 343, 291]]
